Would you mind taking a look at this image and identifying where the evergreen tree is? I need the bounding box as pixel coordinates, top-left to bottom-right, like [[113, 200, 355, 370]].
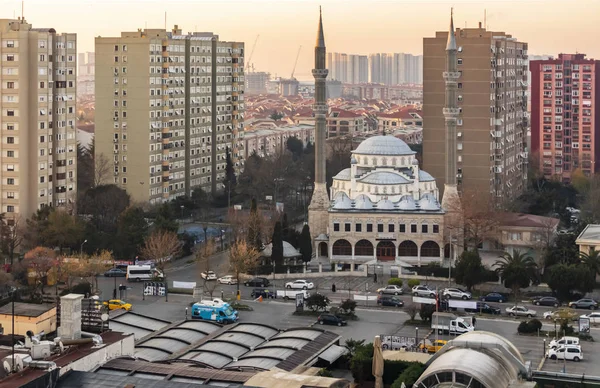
[[271, 221, 284, 267], [299, 224, 312, 264], [154, 203, 179, 233], [224, 147, 237, 200], [116, 206, 149, 259], [250, 198, 257, 213], [247, 198, 262, 250], [282, 213, 289, 239]]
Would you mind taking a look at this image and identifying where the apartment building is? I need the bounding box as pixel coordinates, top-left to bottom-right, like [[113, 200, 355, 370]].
[[530, 54, 600, 182], [0, 18, 77, 220], [327, 53, 368, 84], [243, 124, 314, 159], [95, 26, 244, 204], [245, 71, 270, 95], [377, 107, 423, 133], [370, 53, 423, 85], [77, 52, 94, 97], [327, 109, 368, 137], [423, 23, 529, 204]]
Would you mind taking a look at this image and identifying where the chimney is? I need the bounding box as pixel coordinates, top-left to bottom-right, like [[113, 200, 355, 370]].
[[58, 294, 83, 340]]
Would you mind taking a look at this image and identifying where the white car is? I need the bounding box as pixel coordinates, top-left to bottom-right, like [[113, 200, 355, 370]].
[[442, 288, 472, 300], [580, 312, 600, 324], [549, 336, 580, 349], [201, 271, 217, 280], [217, 275, 237, 285], [505, 305, 537, 317], [285, 280, 314, 290], [546, 345, 583, 362]]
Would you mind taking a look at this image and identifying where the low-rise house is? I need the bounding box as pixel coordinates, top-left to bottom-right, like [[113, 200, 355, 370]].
[[576, 224, 600, 254]]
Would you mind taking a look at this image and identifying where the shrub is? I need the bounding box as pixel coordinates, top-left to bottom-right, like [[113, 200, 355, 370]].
[[388, 278, 403, 287], [518, 318, 543, 334], [405, 302, 418, 320], [420, 304, 435, 322], [340, 299, 357, 314], [305, 293, 330, 312], [317, 368, 333, 377], [60, 282, 91, 296], [391, 363, 426, 388], [407, 279, 420, 288]]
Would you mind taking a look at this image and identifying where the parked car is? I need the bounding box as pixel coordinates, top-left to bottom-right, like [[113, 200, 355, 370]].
[[104, 268, 126, 277], [244, 277, 270, 287], [377, 285, 403, 296], [549, 336, 580, 349], [479, 292, 506, 303], [200, 271, 217, 280], [285, 280, 314, 290], [412, 285, 437, 298], [442, 288, 472, 300], [377, 295, 404, 307], [532, 296, 560, 307], [546, 345, 583, 362], [217, 275, 237, 285], [251, 288, 276, 299], [543, 308, 578, 321], [465, 302, 501, 315], [506, 305, 537, 317], [317, 313, 347, 326], [580, 312, 600, 323], [569, 298, 598, 310], [419, 339, 448, 353], [102, 299, 132, 311]]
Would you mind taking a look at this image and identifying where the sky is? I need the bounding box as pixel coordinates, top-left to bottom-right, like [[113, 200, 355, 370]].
[[4, 0, 600, 81]]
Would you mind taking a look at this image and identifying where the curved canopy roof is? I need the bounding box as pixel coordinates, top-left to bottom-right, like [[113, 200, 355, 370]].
[[333, 168, 351, 181], [353, 135, 416, 156], [360, 171, 409, 185]]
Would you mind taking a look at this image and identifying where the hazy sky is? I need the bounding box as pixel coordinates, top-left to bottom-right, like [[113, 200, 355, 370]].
[[5, 0, 600, 80]]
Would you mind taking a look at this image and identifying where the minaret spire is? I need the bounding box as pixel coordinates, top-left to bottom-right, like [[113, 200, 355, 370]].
[[446, 7, 457, 51], [308, 7, 330, 243]]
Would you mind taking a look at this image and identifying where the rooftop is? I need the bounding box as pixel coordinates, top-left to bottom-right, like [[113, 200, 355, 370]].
[[577, 224, 600, 243], [353, 135, 416, 156], [498, 213, 559, 229], [0, 302, 55, 318]]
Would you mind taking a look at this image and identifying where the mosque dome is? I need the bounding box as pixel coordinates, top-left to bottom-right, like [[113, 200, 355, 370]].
[[353, 135, 416, 156]]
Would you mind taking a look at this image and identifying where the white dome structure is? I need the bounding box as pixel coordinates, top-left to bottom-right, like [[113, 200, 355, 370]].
[[261, 241, 302, 259], [354, 194, 374, 210], [332, 192, 353, 209], [353, 135, 416, 156]]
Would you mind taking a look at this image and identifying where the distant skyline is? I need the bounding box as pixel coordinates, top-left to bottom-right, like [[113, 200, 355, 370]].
[[4, 0, 600, 80]]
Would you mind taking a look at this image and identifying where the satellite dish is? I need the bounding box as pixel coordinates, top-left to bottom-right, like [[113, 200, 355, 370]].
[[15, 357, 23, 372], [58, 341, 65, 353], [101, 313, 109, 322]]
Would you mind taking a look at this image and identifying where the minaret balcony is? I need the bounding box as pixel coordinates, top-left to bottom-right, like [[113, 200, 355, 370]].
[[313, 103, 328, 114], [312, 69, 329, 78], [443, 71, 461, 80], [443, 108, 461, 116]]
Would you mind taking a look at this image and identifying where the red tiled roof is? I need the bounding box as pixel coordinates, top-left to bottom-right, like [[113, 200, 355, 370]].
[[378, 107, 422, 120], [498, 213, 559, 228]]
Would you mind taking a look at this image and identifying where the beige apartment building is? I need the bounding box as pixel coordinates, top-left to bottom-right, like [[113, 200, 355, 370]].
[[423, 23, 529, 204], [96, 26, 244, 204], [0, 18, 77, 220]]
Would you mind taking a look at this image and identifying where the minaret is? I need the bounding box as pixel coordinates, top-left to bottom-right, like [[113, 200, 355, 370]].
[[308, 7, 330, 240], [441, 8, 461, 210]]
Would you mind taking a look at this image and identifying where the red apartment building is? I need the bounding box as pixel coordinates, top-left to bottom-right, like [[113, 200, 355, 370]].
[[530, 54, 600, 182]]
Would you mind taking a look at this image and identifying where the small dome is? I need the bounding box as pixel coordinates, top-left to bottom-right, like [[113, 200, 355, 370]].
[[419, 193, 441, 210], [333, 168, 351, 181], [377, 199, 395, 210], [359, 171, 409, 185], [419, 170, 435, 182], [412, 159, 419, 166], [397, 195, 417, 210], [353, 135, 416, 156], [261, 241, 302, 258], [350, 156, 357, 164], [332, 192, 353, 209], [354, 194, 374, 210]]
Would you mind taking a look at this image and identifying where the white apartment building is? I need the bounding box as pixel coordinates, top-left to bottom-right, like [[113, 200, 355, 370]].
[[0, 18, 78, 219], [243, 124, 314, 159]]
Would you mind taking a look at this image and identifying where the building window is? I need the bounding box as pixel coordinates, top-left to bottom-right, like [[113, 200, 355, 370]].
[[6, 137, 14, 144], [7, 178, 14, 185], [6, 192, 14, 199], [388, 224, 395, 233], [6, 206, 14, 213], [333, 222, 340, 232], [410, 224, 417, 233], [355, 223, 362, 232], [399, 224, 406, 233], [457, 58, 463, 65], [367, 223, 373, 232], [422, 224, 428, 233], [7, 151, 14, 157], [458, 83, 462, 89], [377, 224, 384, 233], [433, 225, 440, 233], [344, 223, 351, 232]]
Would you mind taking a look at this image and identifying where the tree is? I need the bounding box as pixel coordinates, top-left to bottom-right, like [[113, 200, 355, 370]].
[[81, 250, 113, 293], [153, 203, 179, 233], [141, 231, 182, 280], [305, 293, 330, 312], [229, 239, 260, 293], [579, 248, 600, 279], [286, 137, 304, 159], [195, 238, 217, 297], [391, 363, 426, 388], [77, 142, 94, 194], [24, 207, 52, 249], [546, 263, 594, 301], [453, 250, 485, 291], [80, 185, 130, 230], [0, 269, 15, 295], [94, 152, 111, 187], [224, 147, 237, 205], [339, 299, 357, 315], [247, 199, 263, 250], [1, 216, 23, 262], [405, 302, 418, 321], [494, 250, 538, 302], [445, 189, 499, 250], [23, 247, 57, 297], [271, 221, 284, 267], [42, 209, 85, 252], [116, 206, 149, 259], [282, 213, 289, 238], [299, 224, 312, 264], [269, 110, 284, 120]]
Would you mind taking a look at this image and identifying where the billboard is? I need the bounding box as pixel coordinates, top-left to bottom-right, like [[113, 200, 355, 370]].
[[380, 335, 416, 350]]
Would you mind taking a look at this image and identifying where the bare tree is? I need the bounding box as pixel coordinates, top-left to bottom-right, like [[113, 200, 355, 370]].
[[94, 152, 111, 187], [229, 239, 260, 293], [81, 250, 113, 294], [22, 247, 57, 298], [141, 231, 182, 278], [531, 216, 559, 273], [194, 239, 217, 298]]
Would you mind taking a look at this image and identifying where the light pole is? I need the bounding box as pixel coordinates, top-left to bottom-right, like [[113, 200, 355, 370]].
[[80, 240, 88, 256], [180, 205, 185, 220], [220, 229, 225, 251], [415, 327, 419, 352]]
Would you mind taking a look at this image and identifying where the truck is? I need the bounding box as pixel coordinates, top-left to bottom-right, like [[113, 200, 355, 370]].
[[276, 289, 310, 300], [431, 312, 475, 335], [191, 301, 238, 324]]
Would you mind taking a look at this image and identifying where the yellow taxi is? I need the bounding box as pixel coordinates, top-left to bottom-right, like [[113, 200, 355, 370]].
[[419, 339, 448, 353], [102, 299, 133, 311]]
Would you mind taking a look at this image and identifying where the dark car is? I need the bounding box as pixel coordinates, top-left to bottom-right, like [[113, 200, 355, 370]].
[[569, 298, 599, 310], [317, 313, 347, 326], [465, 302, 501, 315], [532, 296, 560, 307], [377, 295, 404, 307], [244, 277, 270, 287], [251, 288, 275, 299], [104, 268, 126, 277], [479, 292, 506, 303]]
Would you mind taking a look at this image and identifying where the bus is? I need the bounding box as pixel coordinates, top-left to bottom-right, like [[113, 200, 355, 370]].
[[126, 265, 164, 282]]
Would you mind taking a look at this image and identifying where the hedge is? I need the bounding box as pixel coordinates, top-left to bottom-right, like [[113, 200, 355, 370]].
[[388, 278, 403, 287], [407, 279, 420, 288]]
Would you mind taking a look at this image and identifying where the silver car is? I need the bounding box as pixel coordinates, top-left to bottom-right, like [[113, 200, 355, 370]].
[[442, 288, 472, 300], [506, 305, 537, 318], [412, 285, 437, 298]]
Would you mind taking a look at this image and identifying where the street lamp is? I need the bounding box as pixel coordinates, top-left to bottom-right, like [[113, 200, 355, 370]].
[[80, 240, 88, 256], [220, 229, 225, 251], [180, 205, 185, 220], [415, 327, 419, 352]]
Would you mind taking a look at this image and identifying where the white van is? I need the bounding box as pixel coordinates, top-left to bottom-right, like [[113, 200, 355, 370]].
[[126, 265, 164, 282], [546, 345, 583, 362], [548, 336, 580, 349]]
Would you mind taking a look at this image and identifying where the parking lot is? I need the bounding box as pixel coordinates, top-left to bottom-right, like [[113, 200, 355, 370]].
[[540, 339, 600, 376]]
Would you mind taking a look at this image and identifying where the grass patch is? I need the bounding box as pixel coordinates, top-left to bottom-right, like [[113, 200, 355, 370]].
[[403, 319, 431, 328], [230, 302, 253, 311], [168, 288, 193, 295]]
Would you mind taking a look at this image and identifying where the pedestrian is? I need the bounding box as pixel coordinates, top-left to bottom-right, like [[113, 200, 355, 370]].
[[472, 316, 477, 327], [374, 273, 378, 283], [331, 283, 336, 293]]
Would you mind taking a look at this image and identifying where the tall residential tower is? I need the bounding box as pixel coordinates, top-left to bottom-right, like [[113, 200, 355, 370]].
[[308, 8, 329, 240], [0, 18, 77, 220], [95, 26, 244, 204]]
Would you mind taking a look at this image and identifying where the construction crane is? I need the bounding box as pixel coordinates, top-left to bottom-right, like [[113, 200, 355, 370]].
[[290, 45, 302, 79], [245, 34, 259, 72]]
